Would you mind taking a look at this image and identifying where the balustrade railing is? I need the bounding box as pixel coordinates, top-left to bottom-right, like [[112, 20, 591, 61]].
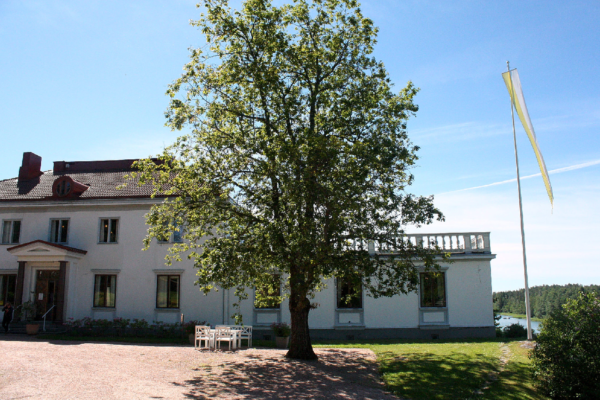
[[345, 232, 491, 255]]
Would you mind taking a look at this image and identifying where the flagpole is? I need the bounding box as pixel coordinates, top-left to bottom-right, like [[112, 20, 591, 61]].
[[507, 61, 533, 340]]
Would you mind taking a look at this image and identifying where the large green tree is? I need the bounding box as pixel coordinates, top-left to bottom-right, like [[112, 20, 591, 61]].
[[134, 0, 444, 360]]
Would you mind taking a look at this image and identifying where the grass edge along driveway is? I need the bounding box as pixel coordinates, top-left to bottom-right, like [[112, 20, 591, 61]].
[[38, 334, 544, 399], [314, 338, 546, 400]]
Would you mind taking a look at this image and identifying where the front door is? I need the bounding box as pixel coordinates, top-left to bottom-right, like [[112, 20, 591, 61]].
[[34, 270, 59, 321]]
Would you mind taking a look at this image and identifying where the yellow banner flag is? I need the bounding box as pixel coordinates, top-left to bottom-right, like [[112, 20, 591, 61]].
[[502, 69, 554, 208]]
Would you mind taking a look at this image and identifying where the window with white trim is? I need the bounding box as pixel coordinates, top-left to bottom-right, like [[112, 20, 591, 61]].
[[93, 275, 116, 308], [158, 222, 183, 243], [420, 272, 446, 307], [99, 218, 119, 243], [172, 225, 183, 243], [156, 275, 180, 308], [1, 220, 21, 244], [0, 274, 16, 306], [336, 278, 363, 309], [49, 219, 69, 243], [254, 275, 282, 309]]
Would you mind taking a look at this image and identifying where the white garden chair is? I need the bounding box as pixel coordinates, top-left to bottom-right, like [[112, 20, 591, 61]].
[[229, 326, 252, 348], [214, 328, 237, 351], [195, 325, 211, 350]]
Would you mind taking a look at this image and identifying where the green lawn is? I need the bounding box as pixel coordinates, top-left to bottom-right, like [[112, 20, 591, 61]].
[[314, 339, 546, 400], [481, 341, 542, 400]]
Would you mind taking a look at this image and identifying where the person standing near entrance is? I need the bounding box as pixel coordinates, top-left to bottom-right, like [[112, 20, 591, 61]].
[[2, 302, 13, 333]]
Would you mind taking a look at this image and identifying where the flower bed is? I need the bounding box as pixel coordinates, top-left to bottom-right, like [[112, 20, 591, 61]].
[[64, 317, 206, 338]]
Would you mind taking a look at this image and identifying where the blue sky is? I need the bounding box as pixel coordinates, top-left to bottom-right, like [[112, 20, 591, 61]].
[[1, 1, 599, 291]]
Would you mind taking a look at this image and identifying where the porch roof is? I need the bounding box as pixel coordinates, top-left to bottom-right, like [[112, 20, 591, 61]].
[[7, 240, 87, 261]]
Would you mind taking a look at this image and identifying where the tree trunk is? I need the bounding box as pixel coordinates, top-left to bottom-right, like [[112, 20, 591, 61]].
[[286, 293, 317, 360]]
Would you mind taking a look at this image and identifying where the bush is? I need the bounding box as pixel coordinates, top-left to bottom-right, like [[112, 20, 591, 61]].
[[270, 322, 291, 337], [503, 323, 528, 338], [182, 320, 207, 335], [64, 317, 189, 338], [530, 292, 600, 399], [112, 318, 130, 329], [130, 319, 150, 329]]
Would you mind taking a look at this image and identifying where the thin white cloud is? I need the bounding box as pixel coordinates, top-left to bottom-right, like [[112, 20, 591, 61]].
[[412, 179, 600, 291], [439, 159, 600, 194], [413, 110, 600, 145], [412, 121, 510, 143]]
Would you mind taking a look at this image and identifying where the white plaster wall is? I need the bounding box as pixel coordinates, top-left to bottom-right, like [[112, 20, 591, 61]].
[[227, 288, 254, 326], [446, 259, 494, 327], [0, 202, 223, 324], [307, 278, 335, 328], [364, 290, 420, 328], [1, 203, 494, 330]]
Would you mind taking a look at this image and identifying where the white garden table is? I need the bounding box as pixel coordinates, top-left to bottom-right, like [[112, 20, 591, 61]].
[[195, 327, 239, 350]]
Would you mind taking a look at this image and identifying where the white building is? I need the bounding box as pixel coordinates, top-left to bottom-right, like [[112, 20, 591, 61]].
[[0, 152, 496, 339]]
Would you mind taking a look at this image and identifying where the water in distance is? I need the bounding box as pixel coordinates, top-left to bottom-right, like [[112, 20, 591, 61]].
[[498, 315, 542, 333]]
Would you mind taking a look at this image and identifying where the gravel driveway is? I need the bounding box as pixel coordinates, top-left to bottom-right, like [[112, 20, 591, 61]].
[[0, 336, 398, 399]]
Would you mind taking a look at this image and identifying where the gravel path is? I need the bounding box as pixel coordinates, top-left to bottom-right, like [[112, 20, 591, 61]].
[[0, 335, 398, 399]]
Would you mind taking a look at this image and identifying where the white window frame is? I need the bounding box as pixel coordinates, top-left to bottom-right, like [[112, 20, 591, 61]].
[[334, 278, 365, 327], [335, 278, 364, 310], [157, 222, 184, 244], [153, 269, 184, 312], [419, 271, 447, 308], [252, 275, 283, 326], [92, 274, 117, 308], [417, 267, 450, 327], [156, 274, 181, 309], [0, 273, 17, 306], [48, 218, 70, 244], [98, 218, 119, 244], [1, 220, 21, 244], [253, 275, 282, 310]]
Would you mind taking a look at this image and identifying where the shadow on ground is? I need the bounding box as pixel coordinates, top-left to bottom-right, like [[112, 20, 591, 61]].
[[175, 348, 398, 399]]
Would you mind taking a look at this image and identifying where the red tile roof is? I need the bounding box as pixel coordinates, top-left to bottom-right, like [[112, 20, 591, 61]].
[[0, 162, 169, 202]]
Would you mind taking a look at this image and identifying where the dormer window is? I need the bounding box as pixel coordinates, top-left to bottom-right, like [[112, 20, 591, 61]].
[[52, 176, 89, 198], [57, 179, 71, 197]]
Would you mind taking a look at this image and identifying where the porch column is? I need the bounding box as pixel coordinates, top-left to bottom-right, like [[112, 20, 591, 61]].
[[55, 261, 67, 324], [15, 261, 25, 307]]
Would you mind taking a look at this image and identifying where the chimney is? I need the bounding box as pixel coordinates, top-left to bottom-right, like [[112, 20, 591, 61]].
[[18, 152, 43, 182]]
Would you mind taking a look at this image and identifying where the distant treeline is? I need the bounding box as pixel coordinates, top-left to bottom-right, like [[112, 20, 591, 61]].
[[493, 284, 600, 319]]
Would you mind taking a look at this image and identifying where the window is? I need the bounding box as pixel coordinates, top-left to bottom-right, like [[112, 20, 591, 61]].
[[420, 272, 446, 307], [336, 279, 363, 309], [172, 225, 183, 243], [254, 275, 281, 309], [56, 179, 71, 197], [156, 275, 180, 308], [0, 275, 16, 306], [49, 219, 69, 243], [1, 220, 21, 244], [158, 222, 183, 243], [93, 275, 116, 308], [99, 219, 119, 243]]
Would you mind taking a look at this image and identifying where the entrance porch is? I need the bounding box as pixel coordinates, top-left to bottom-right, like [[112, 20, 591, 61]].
[[7, 240, 87, 323]]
